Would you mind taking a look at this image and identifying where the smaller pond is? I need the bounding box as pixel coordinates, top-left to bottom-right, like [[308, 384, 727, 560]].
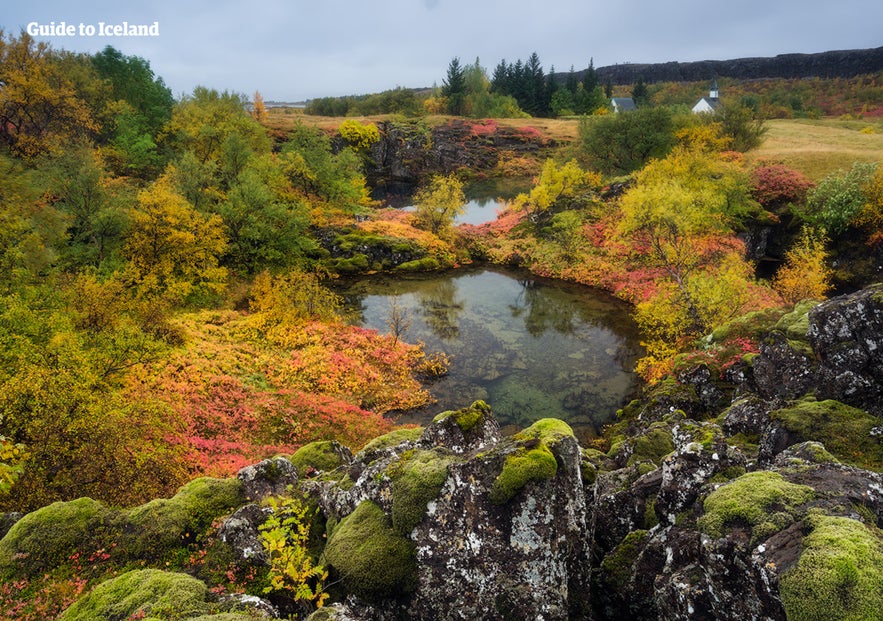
[[336, 267, 644, 442], [373, 177, 532, 226]]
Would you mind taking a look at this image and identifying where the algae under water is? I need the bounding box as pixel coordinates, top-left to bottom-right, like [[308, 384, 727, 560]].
[[337, 267, 644, 441]]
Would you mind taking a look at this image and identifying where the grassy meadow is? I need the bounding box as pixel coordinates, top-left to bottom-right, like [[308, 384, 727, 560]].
[[745, 118, 883, 180]]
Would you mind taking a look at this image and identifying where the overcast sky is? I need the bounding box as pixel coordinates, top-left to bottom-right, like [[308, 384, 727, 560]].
[[4, 1, 882, 102]]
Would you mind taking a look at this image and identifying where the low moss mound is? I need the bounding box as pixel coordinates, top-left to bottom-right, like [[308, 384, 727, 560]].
[[389, 448, 454, 535], [290, 441, 347, 473], [323, 500, 416, 600], [358, 427, 423, 455], [124, 477, 244, 560], [625, 425, 674, 467], [780, 515, 883, 621], [58, 569, 207, 620], [488, 418, 573, 505], [513, 417, 574, 444], [698, 471, 814, 542], [771, 398, 883, 471], [433, 400, 492, 433], [0, 497, 112, 578]]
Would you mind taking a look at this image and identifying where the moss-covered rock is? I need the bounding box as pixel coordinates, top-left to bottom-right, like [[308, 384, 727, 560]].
[[388, 448, 454, 535], [486, 418, 574, 505], [489, 446, 557, 505], [124, 477, 245, 560], [58, 569, 214, 620], [358, 427, 423, 455], [600, 530, 649, 590], [323, 500, 416, 600], [0, 497, 112, 578], [290, 441, 350, 474], [780, 515, 883, 621], [770, 398, 883, 471], [432, 400, 492, 433], [697, 471, 814, 542]]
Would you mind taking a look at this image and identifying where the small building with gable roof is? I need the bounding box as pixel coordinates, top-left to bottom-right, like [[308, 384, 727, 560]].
[[611, 97, 637, 113], [692, 79, 722, 114]]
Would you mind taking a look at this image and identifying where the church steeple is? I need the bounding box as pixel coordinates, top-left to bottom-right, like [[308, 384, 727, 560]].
[[709, 79, 719, 100]]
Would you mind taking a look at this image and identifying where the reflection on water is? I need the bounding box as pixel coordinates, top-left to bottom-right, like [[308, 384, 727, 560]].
[[336, 267, 644, 442], [373, 177, 532, 225]]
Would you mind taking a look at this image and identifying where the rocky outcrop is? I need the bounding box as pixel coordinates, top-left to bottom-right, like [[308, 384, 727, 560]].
[[363, 119, 549, 189], [586, 46, 883, 85]]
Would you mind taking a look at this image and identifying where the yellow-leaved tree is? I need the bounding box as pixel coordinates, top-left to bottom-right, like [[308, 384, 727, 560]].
[[0, 30, 98, 158], [413, 174, 466, 238], [124, 175, 228, 302], [252, 90, 268, 124], [773, 227, 832, 304]]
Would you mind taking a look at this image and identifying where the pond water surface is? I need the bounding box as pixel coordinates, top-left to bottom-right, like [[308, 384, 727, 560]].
[[336, 267, 644, 441]]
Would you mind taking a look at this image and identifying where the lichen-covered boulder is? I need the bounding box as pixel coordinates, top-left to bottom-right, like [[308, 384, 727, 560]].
[[406, 418, 590, 620], [238, 456, 299, 502], [808, 283, 883, 415], [299, 407, 590, 620], [217, 504, 273, 565], [417, 400, 501, 454]]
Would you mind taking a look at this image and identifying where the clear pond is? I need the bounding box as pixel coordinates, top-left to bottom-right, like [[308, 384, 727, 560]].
[[337, 267, 644, 441]]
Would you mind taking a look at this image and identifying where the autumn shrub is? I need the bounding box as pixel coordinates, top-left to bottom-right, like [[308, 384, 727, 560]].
[[337, 120, 380, 150], [750, 163, 815, 207]]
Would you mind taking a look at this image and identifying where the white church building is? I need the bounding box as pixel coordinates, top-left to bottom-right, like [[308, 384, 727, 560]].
[[692, 80, 723, 114]]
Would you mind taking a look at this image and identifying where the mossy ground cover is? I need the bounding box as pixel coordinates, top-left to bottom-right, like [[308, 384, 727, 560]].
[[780, 514, 883, 621], [0, 478, 249, 618], [771, 398, 883, 471], [357, 427, 423, 455], [698, 471, 814, 543]]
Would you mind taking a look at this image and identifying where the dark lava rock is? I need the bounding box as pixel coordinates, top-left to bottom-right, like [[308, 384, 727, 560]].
[[237, 456, 299, 502], [217, 504, 273, 566], [808, 283, 883, 415]]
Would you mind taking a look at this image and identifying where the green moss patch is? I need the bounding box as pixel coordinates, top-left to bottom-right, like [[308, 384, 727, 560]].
[[601, 530, 649, 589], [358, 427, 423, 455], [513, 417, 575, 444], [698, 471, 814, 542], [388, 448, 454, 535], [488, 418, 573, 505], [489, 445, 558, 505], [58, 569, 215, 620], [124, 477, 245, 561], [627, 425, 674, 467], [0, 497, 112, 578], [323, 500, 416, 600], [290, 441, 347, 473], [432, 400, 492, 433], [771, 398, 883, 471], [780, 515, 883, 621], [774, 300, 819, 342]]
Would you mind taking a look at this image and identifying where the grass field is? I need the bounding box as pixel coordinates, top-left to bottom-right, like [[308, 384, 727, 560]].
[[745, 118, 883, 180], [266, 109, 882, 180]]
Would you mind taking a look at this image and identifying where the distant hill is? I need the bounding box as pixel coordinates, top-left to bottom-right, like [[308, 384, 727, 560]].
[[577, 46, 883, 85]]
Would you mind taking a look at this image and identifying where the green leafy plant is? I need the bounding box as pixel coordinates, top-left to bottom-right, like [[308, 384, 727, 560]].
[[258, 495, 329, 609]]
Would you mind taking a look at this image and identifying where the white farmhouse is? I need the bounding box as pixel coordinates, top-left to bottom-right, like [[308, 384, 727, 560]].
[[692, 80, 722, 114]]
